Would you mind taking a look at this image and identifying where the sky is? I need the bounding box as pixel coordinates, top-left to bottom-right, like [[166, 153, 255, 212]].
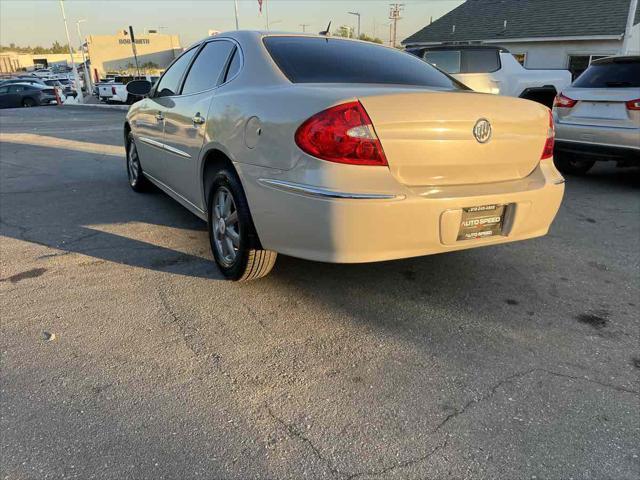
[[0, 0, 463, 48]]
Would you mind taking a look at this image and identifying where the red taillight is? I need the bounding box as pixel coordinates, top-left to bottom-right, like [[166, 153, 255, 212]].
[[111, 86, 117, 95], [626, 98, 640, 111], [541, 110, 555, 160], [553, 93, 577, 108], [295, 101, 388, 166]]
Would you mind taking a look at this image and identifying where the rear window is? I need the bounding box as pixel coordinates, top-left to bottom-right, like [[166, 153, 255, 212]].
[[573, 60, 640, 88], [263, 36, 463, 89]]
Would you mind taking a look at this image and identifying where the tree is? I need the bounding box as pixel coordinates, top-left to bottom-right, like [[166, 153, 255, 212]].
[[331, 29, 383, 44], [357, 33, 384, 44]]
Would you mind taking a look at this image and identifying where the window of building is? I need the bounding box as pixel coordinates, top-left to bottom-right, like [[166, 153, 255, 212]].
[[512, 53, 526, 66]]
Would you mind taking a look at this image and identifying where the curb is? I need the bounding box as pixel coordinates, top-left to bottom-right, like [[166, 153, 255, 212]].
[[61, 103, 130, 112]]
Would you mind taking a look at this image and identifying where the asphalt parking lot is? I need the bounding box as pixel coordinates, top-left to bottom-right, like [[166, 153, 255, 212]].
[[1, 106, 638, 480]]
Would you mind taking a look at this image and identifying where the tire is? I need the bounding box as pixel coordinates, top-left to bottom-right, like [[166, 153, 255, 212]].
[[125, 133, 152, 192], [207, 168, 277, 281], [22, 97, 36, 107], [553, 153, 595, 176]]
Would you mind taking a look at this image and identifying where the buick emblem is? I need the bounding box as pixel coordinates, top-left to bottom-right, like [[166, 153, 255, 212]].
[[473, 118, 492, 144]]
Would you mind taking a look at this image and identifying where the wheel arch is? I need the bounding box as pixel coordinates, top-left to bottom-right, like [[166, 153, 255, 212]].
[[200, 147, 240, 214]]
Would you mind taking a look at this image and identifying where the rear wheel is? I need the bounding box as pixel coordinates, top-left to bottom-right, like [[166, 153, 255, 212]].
[[126, 134, 151, 192], [554, 153, 595, 175], [22, 97, 36, 107], [207, 168, 277, 281]]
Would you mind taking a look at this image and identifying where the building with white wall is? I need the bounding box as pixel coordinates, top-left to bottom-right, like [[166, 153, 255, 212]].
[[86, 29, 181, 79], [403, 0, 639, 79]]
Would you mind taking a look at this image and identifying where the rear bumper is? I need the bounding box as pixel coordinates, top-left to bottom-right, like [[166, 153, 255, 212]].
[[555, 120, 640, 152], [555, 140, 640, 163], [238, 161, 565, 263]]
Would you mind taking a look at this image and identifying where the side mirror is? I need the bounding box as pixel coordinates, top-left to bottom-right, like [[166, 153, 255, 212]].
[[126, 79, 152, 97]]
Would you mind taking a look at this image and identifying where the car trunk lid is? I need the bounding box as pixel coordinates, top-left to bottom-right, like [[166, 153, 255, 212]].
[[555, 87, 640, 129], [359, 91, 549, 186]]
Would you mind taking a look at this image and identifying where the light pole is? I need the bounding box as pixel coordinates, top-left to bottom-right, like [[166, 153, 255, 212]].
[[348, 11, 361, 38], [59, 0, 83, 102], [76, 19, 92, 94], [299, 23, 310, 33], [233, 0, 239, 30]]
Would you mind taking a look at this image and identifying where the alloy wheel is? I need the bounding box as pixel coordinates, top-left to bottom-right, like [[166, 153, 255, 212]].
[[127, 142, 140, 186], [212, 186, 240, 267]]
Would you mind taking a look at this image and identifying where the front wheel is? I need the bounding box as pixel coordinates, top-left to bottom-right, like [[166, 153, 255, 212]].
[[208, 169, 277, 281], [554, 153, 595, 175]]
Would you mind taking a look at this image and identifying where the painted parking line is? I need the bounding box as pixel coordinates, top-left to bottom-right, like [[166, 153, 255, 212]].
[[0, 133, 125, 157]]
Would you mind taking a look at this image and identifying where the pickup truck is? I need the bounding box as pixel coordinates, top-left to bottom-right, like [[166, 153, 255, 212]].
[[97, 75, 159, 104], [407, 45, 571, 107]]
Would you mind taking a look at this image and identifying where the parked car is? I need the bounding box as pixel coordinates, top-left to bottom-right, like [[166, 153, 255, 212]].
[[0, 77, 46, 87], [407, 45, 572, 107], [0, 83, 57, 108], [552, 56, 640, 175], [98, 75, 159, 104], [43, 79, 73, 98], [124, 32, 564, 281]]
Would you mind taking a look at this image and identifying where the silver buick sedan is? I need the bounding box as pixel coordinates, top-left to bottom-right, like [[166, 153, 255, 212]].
[[124, 31, 563, 281]]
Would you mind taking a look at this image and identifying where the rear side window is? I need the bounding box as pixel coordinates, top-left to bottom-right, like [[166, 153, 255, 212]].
[[424, 51, 461, 74], [224, 48, 241, 82], [424, 49, 500, 74], [573, 60, 640, 88], [182, 40, 235, 95], [155, 47, 198, 97], [263, 36, 463, 89]]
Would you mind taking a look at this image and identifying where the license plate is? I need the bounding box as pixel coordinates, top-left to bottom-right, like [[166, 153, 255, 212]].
[[457, 204, 506, 241]]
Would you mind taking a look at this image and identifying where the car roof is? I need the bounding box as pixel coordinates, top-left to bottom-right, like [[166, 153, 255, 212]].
[[591, 55, 640, 65], [408, 44, 510, 53]]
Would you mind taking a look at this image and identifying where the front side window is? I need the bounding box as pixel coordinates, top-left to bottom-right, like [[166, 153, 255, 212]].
[[154, 47, 198, 97], [264, 36, 463, 89], [182, 40, 235, 95], [461, 50, 500, 73]]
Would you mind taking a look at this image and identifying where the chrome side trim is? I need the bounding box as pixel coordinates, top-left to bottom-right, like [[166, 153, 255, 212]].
[[163, 143, 191, 159], [138, 136, 191, 159], [138, 136, 165, 150], [258, 179, 404, 200]]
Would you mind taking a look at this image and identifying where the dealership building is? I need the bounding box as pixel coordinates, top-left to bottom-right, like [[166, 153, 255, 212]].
[[86, 29, 182, 79], [403, 0, 640, 79]]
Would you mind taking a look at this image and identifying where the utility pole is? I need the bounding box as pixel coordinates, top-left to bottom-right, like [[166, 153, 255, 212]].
[[76, 19, 92, 94], [299, 23, 310, 33], [128, 26, 141, 77], [58, 0, 83, 102], [265, 0, 270, 31], [388, 3, 404, 48], [348, 11, 361, 38]]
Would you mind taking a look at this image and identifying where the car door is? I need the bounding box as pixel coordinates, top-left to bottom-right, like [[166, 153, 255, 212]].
[[132, 46, 198, 179], [7, 85, 27, 107], [160, 39, 237, 207], [0, 86, 11, 108]]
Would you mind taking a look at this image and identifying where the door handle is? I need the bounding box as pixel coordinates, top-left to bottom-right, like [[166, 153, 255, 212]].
[[155, 111, 164, 122], [192, 113, 205, 125]]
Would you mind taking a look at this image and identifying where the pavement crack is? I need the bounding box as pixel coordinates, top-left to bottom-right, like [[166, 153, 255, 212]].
[[265, 405, 447, 480], [433, 367, 638, 434], [433, 368, 538, 433], [537, 368, 639, 395]]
